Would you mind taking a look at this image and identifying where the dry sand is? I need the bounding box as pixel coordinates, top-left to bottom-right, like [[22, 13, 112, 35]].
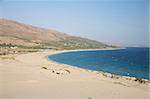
[[0, 50, 149, 99]]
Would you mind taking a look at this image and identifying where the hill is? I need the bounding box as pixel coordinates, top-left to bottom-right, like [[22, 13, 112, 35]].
[[0, 19, 112, 50]]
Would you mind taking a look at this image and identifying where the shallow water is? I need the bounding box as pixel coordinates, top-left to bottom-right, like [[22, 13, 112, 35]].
[[48, 48, 149, 79]]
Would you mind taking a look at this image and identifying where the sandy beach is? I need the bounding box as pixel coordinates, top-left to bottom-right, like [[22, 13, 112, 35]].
[[0, 50, 149, 99]]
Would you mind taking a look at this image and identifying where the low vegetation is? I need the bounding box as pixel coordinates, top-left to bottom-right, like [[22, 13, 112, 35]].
[[0, 43, 39, 55]]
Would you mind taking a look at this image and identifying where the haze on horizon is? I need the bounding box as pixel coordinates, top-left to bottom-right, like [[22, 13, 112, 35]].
[[0, 0, 149, 47]]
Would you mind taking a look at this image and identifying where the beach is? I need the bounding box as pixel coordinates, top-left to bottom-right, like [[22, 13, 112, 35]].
[[0, 50, 149, 99]]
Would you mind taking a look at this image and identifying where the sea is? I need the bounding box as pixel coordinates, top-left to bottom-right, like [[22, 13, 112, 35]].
[[48, 47, 149, 79]]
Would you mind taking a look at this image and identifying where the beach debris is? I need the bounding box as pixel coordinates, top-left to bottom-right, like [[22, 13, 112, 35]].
[[56, 72, 60, 75], [101, 72, 120, 79], [54, 69, 71, 75], [134, 78, 146, 84], [102, 73, 113, 78], [99, 71, 149, 84], [41, 65, 71, 75], [41, 66, 48, 70], [64, 69, 71, 74]]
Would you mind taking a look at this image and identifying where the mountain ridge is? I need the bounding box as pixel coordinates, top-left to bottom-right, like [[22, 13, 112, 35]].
[[0, 19, 112, 50]]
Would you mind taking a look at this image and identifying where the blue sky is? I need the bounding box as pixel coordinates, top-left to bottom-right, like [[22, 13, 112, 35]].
[[0, 0, 149, 47]]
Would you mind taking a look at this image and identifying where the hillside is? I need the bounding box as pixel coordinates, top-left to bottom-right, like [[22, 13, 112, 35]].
[[0, 19, 111, 50]]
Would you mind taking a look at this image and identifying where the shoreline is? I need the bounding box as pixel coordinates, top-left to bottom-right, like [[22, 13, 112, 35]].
[[0, 49, 149, 99], [47, 48, 149, 83], [46, 47, 125, 64]]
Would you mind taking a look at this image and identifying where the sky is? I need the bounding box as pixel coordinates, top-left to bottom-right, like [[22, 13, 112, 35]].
[[0, 0, 149, 47]]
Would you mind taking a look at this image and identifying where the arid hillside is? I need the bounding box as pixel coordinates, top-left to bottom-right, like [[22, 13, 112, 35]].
[[0, 19, 111, 49]]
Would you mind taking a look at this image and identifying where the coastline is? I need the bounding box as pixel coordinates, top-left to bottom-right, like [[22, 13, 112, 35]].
[[46, 47, 126, 59], [0, 49, 149, 99], [47, 48, 149, 82]]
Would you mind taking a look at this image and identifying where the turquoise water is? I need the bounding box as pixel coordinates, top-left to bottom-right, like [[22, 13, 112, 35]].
[[48, 48, 149, 79]]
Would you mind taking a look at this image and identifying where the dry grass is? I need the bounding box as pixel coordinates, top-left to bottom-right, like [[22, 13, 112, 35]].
[[0, 56, 15, 60]]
